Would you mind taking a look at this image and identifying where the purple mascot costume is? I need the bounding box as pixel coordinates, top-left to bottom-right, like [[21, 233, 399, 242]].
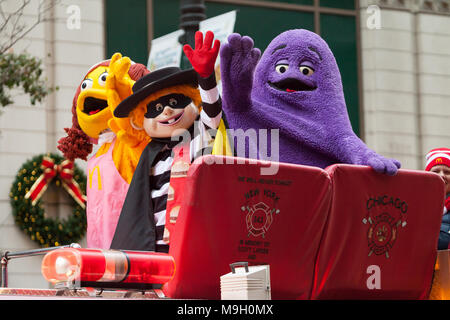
[[220, 29, 400, 175]]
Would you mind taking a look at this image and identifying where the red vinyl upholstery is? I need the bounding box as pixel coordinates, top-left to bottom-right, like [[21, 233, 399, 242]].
[[163, 155, 332, 299], [311, 164, 445, 300]]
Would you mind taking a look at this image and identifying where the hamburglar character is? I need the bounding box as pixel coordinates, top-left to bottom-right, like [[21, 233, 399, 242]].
[[109, 31, 226, 253]]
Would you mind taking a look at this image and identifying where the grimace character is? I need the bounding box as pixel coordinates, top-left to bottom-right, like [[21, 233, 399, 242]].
[[220, 29, 401, 175]]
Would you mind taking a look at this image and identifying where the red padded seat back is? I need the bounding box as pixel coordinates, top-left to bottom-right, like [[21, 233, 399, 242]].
[[311, 164, 445, 300], [163, 155, 332, 299]]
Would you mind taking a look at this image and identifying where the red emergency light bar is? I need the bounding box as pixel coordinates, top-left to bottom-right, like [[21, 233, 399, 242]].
[[41, 248, 175, 290]]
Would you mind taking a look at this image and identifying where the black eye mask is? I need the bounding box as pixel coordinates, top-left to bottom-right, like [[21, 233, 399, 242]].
[[145, 93, 192, 119]]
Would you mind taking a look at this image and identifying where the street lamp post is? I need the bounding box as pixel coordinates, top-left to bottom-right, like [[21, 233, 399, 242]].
[[179, 0, 206, 69]]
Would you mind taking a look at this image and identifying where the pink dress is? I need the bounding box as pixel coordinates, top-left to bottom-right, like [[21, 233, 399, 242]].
[[86, 138, 129, 249]]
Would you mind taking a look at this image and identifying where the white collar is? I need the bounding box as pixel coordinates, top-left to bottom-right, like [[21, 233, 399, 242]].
[[97, 130, 116, 146]]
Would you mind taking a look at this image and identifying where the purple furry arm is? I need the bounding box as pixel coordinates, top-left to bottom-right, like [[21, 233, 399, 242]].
[[220, 33, 261, 113], [341, 137, 401, 175]]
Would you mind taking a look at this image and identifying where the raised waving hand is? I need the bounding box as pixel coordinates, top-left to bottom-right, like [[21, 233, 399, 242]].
[[183, 30, 220, 78]]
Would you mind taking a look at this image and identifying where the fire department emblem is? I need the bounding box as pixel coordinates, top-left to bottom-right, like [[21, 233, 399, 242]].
[[363, 195, 408, 259], [241, 202, 279, 238], [365, 212, 400, 258]]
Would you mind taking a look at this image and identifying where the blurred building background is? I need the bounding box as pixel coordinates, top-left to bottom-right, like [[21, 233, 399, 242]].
[[0, 0, 449, 288]]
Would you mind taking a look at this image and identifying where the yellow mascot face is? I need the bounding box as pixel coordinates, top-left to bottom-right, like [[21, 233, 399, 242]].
[[76, 65, 112, 139]]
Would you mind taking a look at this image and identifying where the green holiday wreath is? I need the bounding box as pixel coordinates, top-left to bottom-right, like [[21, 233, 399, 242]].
[[9, 153, 87, 247]]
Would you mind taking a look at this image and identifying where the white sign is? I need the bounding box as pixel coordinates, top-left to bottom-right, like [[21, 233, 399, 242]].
[[200, 10, 236, 69], [147, 29, 184, 71], [147, 10, 237, 70], [199, 10, 236, 45]]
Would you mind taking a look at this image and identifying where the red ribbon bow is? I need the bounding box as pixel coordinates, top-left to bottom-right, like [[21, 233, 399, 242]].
[[25, 156, 87, 209]]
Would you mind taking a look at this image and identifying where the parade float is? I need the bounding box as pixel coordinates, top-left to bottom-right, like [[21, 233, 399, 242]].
[[1, 156, 449, 300], [0, 22, 449, 301]]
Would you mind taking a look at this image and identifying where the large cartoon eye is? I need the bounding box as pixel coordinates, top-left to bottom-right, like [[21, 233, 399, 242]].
[[275, 64, 289, 74], [80, 79, 93, 91], [299, 65, 315, 76], [98, 72, 108, 86], [169, 98, 177, 107], [156, 103, 163, 112]]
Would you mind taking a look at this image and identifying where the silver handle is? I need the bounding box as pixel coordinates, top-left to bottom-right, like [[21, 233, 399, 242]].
[[230, 261, 249, 273]]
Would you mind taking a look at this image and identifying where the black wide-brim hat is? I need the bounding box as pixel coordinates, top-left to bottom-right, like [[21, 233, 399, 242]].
[[114, 67, 198, 118]]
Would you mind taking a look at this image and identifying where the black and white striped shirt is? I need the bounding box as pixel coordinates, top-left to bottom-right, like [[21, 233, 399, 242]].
[[152, 73, 222, 252]]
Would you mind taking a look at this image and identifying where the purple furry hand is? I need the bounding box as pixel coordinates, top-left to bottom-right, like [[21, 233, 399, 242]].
[[359, 152, 401, 176], [220, 33, 261, 111]]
